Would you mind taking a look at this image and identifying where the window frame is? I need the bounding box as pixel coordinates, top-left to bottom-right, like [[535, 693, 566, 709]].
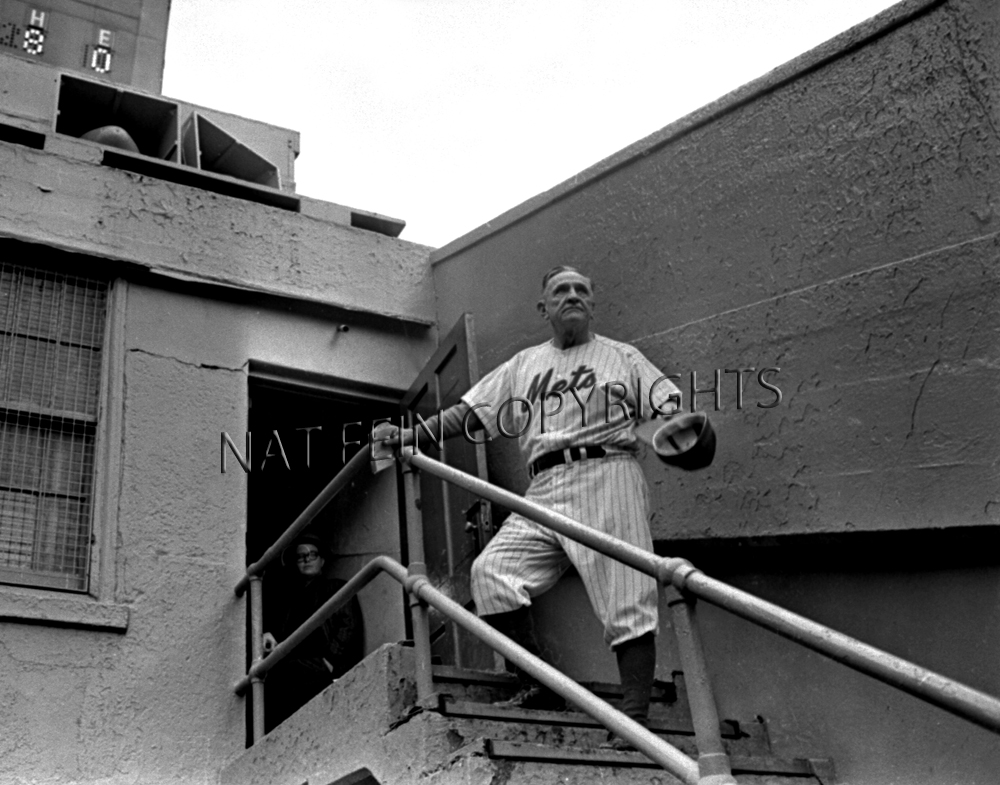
[[0, 261, 128, 632]]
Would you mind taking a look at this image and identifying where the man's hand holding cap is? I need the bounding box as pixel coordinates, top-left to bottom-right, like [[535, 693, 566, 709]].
[[635, 411, 716, 471]]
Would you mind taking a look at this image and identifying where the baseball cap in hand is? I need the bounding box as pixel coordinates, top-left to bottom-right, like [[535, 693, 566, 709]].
[[649, 412, 716, 470]]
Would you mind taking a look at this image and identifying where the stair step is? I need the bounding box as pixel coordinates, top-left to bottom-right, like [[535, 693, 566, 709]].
[[438, 699, 772, 761], [442, 699, 588, 726], [486, 739, 830, 779], [432, 665, 678, 703], [487, 738, 652, 767], [441, 698, 763, 744], [576, 678, 680, 704], [427, 663, 829, 781], [443, 699, 717, 736], [432, 665, 517, 686]]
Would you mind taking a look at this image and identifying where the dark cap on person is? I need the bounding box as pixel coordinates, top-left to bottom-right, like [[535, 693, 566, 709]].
[[280, 533, 330, 567]]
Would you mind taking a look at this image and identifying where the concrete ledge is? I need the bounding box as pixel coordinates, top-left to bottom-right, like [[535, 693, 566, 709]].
[[430, 0, 946, 263], [0, 140, 436, 325], [300, 195, 354, 226], [658, 524, 1000, 574], [220, 643, 425, 785], [0, 588, 129, 632]]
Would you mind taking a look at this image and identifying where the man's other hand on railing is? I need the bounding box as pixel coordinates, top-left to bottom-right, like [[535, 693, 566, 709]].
[[371, 408, 483, 474], [371, 422, 406, 473]]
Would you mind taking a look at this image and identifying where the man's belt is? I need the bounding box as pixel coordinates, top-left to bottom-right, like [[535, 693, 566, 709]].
[[528, 445, 607, 479]]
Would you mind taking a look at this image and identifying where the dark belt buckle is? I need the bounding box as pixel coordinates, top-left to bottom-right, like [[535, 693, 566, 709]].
[[529, 445, 604, 479]]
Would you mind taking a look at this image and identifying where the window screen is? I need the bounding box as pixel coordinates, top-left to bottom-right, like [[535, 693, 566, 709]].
[[0, 261, 108, 591]]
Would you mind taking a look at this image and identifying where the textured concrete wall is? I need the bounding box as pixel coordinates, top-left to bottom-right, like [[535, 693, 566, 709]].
[[0, 274, 433, 784], [432, 0, 1000, 541], [0, 350, 248, 784], [429, 0, 1000, 782], [0, 95, 436, 781], [128, 281, 426, 651], [0, 130, 433, 325]]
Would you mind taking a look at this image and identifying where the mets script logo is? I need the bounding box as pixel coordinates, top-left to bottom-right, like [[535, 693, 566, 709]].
[[526, 364, 596, 403]]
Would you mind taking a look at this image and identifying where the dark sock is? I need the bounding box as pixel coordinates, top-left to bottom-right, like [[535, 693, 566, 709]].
[[482, 607, 543, 676], [615, 632, 656, 725]]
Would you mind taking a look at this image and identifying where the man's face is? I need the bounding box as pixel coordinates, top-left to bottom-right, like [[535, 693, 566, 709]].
[[537, 271, 595, 333], [295, 543, 324, 577]]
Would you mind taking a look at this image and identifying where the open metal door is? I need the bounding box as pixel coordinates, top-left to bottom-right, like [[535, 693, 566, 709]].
[[401, 313, 496, 670]]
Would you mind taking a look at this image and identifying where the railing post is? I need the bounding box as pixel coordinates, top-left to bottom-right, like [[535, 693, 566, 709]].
[[666, 585, 736, 785], [402, 459, 434, 702], [248, 575, 266, 743]]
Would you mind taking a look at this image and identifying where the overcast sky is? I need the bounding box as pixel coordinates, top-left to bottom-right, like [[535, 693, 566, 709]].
[[162, 0, 899, 248]]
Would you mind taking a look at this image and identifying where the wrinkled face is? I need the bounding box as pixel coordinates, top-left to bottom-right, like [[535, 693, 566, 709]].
[[537, 270, 595, 333], [295, 544, 324, 577]]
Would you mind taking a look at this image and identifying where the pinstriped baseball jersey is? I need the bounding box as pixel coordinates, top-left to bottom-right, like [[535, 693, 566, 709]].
[[465, 334, 676, 648], [461, 334, 680, 465]]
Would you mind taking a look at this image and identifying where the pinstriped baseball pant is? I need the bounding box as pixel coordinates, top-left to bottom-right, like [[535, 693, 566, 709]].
[[470, 454, 658, 648]]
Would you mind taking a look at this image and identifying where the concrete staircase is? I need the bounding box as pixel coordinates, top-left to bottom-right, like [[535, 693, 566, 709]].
[[220, 643, 834, 785]]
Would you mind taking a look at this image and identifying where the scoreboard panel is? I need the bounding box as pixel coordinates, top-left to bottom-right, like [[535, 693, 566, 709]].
[[0, 1, 142, 87]]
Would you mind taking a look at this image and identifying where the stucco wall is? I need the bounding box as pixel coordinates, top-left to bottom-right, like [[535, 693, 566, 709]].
[[0, 130, 434, 325], [128, 281, 427, 649], [0, 278, 433, 784], [431, 0, 1000, 542], [0, 346, 249, 784], [0, 100, 437, 781]]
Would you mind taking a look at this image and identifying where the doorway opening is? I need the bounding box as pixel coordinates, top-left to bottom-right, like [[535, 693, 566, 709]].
[[244, 374, 399, 743]]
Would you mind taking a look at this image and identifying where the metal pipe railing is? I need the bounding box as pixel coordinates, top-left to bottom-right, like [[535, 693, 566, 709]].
[[234, 445, 372, 597], [233, 552, 701, 784], [403, 448, 1000, 736], [233, 443, 378, 744], [666, 586, 734, 785], [401, 466, 435, 702], [681, 571, 1000, 735], [234, 555, 406, 695], [248, 576, 266, 740], [234, 435, 1000, 779]]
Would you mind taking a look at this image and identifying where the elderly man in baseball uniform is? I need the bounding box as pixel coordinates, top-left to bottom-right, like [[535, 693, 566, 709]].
[[380, 266, 692, 742]]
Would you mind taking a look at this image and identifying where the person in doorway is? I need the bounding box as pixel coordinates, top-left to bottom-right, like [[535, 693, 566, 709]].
[[377, 266, 700, 749], [262, 534, 364, 732]]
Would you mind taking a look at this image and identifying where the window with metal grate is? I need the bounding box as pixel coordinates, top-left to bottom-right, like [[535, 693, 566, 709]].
[[0, 262, 108, 591]]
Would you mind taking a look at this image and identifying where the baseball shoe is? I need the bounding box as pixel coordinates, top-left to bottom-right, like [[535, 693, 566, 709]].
[[600, 732, 637, 752], [493, 683, 566, 712]]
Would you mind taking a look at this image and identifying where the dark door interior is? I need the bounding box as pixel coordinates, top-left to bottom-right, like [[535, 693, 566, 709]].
[[246, 378, 396, 566], [244, 376, 396, 744]]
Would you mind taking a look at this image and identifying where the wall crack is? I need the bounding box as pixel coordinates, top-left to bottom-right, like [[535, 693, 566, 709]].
[[127, 347, 246, 373], [906, 359, 939, 441]]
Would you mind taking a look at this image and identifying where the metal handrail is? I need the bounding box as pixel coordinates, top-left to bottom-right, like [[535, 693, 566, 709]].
[[403, 448, 1000, 736], [233, 444, 374, 740], [233, 437, 1000, 782], [233, 553, 701, 784], [235, 445, 372, 597], [234, 555, 404, 694]]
